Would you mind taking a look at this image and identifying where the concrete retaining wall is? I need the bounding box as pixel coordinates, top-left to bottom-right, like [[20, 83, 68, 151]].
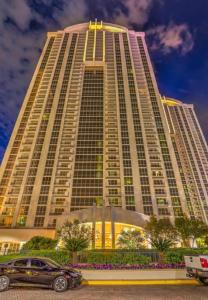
[[82, 269, 188, 280]]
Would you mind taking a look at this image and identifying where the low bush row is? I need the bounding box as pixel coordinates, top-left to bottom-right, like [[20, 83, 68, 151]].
[[0, 250, 70, 265], [165, 248, 208, 264], [1, 248, 208, 266], [80, 251, 151, 265], [0, 251, 151, 265]]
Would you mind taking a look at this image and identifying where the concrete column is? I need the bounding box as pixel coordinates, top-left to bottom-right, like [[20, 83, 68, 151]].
[[111, 206, 115, 249], [92, 222, 96, 249], [92, 205, 96, 249], [102, 221, 105, 249]]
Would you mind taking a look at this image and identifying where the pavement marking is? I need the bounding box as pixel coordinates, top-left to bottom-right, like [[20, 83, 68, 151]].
[[82, 279, 200, 286]]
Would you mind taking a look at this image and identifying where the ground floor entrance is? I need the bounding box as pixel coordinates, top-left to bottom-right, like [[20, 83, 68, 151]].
[[58, 206, 150, 249], [0, 207, 150, 251], [85, 221, 145, 249]]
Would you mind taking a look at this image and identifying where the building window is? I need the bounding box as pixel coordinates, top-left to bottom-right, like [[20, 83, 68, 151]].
[[34, 217, 44, 227]]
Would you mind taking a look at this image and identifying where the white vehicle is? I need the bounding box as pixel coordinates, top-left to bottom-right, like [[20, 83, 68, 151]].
[[185, 255, 208, 285]]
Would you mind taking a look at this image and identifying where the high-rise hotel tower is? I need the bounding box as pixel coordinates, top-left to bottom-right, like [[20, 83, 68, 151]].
[[0, 21, 208, 250], [162, 97, 208, 222]]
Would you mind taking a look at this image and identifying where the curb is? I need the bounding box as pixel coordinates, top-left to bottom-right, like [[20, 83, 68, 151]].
[[82, 279, 200, 286]]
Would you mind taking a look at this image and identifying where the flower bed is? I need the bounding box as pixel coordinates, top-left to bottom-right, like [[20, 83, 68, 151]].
[[68, 262, 185, 270]]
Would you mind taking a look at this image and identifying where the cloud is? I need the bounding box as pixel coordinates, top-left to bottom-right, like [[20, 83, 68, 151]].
[[0, 0, 32, 30], [0, 18, 42, 144], [0, 0, 88, 161], [94, 0, 155, 28], [112, 0, 153, 27], [147, 23, 194, 55], [53, 0, 88, 27]]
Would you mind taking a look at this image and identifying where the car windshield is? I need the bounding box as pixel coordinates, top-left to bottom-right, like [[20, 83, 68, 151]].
[[44, 258, 61, 268]]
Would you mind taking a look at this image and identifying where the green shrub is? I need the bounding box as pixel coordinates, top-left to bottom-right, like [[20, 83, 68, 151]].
[[0, 250, 71, 266], [3, 248, 208, 266], [165, 248, 208, 264], [81, 251, 151, 265], [25, 250, 71, 265], [22, 236, 57, 250], [120, 253, 151, 265], [165, 252, 184, 264], [0, 255, 20, 264]]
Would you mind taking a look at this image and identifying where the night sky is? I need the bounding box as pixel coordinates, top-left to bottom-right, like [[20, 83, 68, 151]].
[[0, 0, 208, 162]]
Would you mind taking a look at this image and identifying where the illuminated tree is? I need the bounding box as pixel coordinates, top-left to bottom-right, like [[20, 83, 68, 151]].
[[58, 220, 92, 263], [145, 216, 178, 261], [22, 236, 57, 250], [175, 216, 208, 248], [117, 229, 145, 249]]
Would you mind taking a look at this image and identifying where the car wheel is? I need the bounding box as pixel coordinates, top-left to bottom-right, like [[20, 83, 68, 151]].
[[198, 277, 208, 285], [53, 276, 68, 292], [0, 275, 10, 292]]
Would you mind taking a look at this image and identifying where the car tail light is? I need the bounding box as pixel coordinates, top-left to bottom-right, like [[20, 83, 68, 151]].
[[200, 257, 208, 268]]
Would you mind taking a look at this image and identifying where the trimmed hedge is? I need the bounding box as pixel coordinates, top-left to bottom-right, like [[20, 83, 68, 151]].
[[0, 255, 21, 264], [80, 251, 151, 265], [0, 250, 71, 265], [1, 248, 208, 266], [165, 248, 208, 264], [0, 251, 151, 265], [0, 251, 150, 265], [23, 250, 71, 265]]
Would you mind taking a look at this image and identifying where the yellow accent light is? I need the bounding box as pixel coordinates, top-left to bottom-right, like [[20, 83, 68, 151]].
[[103, 31, 105, 62], [105, 222, 112, 249], [103, 25, 125, 33], [95, 222, 102, 249], [93, 27, 97, 61], [89, 20, 103, 30], [89, 20, 125, 33], [83, 30, 89, 62], [161, 97, 179, 107]]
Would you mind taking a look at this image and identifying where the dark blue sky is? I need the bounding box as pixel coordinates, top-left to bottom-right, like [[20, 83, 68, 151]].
[[0, 0, 208, 162]]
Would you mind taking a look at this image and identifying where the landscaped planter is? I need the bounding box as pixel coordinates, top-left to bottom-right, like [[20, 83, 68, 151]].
[[75, 269, 189, 281], [68, 262, 190, 282], [68, 263, 185, 270]]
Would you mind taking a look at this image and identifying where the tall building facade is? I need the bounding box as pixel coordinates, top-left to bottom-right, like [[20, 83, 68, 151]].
[[162, 97, 208, 222], [0, 21, 207, 250]]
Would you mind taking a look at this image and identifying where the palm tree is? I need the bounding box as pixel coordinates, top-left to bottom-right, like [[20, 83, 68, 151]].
[[117, 229, 145, 249], [145, 216, 178, 262], [58, 220, 92, 263]]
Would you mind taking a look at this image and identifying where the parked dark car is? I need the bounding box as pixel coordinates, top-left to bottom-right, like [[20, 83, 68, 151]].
[[0, 257, 82, 292]]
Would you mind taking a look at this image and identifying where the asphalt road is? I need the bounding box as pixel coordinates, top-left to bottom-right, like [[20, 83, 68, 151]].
[[1, 285, 208, 300]]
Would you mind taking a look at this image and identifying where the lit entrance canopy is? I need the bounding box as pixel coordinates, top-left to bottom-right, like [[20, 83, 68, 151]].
[[58, 206, 149, 228], [57, 206, 150, 249]]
